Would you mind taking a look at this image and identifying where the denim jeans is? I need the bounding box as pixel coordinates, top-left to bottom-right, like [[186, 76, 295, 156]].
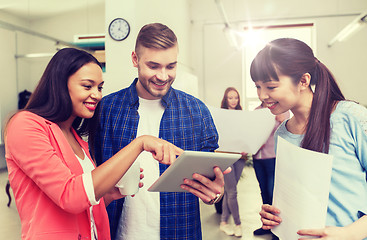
[[253, 158, 276, 205]]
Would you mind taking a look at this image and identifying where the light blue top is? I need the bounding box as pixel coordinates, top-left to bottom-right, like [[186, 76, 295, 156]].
[[275, 101, 367, 227]]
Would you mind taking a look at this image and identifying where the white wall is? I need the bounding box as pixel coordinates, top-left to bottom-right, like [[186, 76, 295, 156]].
[[0, 27, 17, 143], [0, 3, 105, 143], [191, 0, 367, 107], [26, 2, 105, 91], [1, 0, 366, 142], [0, 11, 30, 143]]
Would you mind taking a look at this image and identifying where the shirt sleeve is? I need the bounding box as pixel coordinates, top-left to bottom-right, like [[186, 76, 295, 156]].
[[82, 172, 100, 205], [200, 103, 219, 152], [351, 104, 367, 171]]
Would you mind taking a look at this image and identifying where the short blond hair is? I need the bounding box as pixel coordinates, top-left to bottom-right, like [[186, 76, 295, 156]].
[[135, 23, 177, 56]]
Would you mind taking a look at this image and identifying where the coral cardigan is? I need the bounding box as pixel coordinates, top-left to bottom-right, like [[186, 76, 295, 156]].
[[5, 111, 110, 240]]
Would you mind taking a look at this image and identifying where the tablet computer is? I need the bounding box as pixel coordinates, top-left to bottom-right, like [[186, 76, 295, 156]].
[[148, 150, 242, 192]]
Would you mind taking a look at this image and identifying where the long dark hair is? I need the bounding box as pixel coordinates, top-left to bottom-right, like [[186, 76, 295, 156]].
[[250, 38, 345, 153], [24, 48, 102, 137], [221, 87, 242, 110]]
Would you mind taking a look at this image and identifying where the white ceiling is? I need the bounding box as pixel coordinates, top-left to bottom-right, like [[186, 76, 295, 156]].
[[0, 0, 104, 20]]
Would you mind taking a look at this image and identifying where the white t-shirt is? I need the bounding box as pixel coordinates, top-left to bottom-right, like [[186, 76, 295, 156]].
[[117, 97, 165, 240]]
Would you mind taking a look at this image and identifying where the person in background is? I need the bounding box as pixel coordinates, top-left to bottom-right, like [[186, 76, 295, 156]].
[[4, 48, 181, 240], [251, 38, 367, 239], [218, 87, 246, 237], [92, 23, 227, 240], [18, 89, 32, 109], [220, 87, 243, 110], [252, 102, 289, 240]]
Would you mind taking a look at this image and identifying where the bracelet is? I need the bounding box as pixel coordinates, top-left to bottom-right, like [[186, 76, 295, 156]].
[[208, 193, 222, 205]]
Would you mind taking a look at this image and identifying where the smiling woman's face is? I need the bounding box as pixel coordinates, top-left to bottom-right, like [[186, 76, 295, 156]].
[[68, 62, 104, 119], [255, 75, 301, 115], [227, 90, 239, 109]]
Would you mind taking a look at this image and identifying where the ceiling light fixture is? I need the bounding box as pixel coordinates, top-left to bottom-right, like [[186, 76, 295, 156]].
[[215, 0, 241, 50], [328, 10, 367, 47]]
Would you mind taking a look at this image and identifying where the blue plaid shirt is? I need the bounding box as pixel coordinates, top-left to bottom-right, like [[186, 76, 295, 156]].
[[92, 79, 219, 240]]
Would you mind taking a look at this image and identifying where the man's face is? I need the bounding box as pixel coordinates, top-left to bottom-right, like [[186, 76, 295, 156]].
[[132, 45, 178, 100]]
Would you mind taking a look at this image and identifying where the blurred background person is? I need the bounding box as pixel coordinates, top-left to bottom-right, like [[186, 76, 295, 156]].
[[218, 87, 246, 237]]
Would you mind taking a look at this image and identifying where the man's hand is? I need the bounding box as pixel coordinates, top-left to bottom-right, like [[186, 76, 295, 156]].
[[179, 166, 231, 204]]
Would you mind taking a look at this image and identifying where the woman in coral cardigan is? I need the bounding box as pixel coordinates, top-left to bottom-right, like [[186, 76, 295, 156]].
[[4, 48, 181, 240]]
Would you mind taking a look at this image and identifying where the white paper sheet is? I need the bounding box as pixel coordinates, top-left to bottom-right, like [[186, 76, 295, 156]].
[[272, 137, 333, 240], [208, 106, 275, 154]]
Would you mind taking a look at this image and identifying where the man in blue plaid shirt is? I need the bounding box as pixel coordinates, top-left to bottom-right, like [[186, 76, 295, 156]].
[[92, 23, 227, 240]]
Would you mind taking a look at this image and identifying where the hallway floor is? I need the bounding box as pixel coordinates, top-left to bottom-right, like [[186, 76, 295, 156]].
[[200, 166, 272, 240], [0, 169, 21, 239], [0, 166, 273, 240]]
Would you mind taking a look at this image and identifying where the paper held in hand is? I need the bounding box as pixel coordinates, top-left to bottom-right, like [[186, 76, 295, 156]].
[[208, 106, 276, 154], [271, 136, 333, 240]]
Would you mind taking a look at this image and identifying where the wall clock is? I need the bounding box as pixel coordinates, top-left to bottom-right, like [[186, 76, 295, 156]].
[[108, 18, 130, 41]]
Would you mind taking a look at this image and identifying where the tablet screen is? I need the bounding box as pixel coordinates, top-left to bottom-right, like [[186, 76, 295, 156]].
[[148, 150, 242, 192]]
